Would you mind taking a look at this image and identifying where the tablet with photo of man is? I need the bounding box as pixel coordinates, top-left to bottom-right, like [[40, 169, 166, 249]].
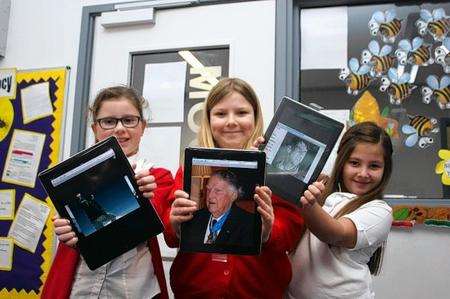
[[186, 170, 254, 247], [180, 148, 265, 255]]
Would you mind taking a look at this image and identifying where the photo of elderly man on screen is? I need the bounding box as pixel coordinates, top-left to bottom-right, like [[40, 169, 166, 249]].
[[181, 168, 261, 254]]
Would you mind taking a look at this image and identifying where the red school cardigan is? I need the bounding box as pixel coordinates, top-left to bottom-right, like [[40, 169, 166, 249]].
[[162, 167, 305, 299], [41, 167, 174, 299]]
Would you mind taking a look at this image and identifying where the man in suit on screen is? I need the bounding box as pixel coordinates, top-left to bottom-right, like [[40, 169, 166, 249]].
[[183, 169, 255, 251]]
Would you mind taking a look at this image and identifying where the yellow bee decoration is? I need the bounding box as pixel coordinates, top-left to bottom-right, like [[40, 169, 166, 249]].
[[421, 75, 450, 110], [369, 9, 402, 44], [416, 8, 450, 42], [361, 40, 395, 77], [338, 58, 372, 95], [402, 115, 439, 149], [380, 68, 417, 105], [0, 99, 14, 142], [395, 37, 433, 66], [351, 90, 399, 138]]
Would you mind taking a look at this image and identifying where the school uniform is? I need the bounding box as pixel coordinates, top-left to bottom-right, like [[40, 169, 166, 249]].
[[287, 192, 393, 299], [163, 167, 305, 299]]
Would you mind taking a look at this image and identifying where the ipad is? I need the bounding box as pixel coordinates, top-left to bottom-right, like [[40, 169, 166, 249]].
[[260, 97, 344, 206], [180, 147, 266, 255], [38, 136, 164, 270]]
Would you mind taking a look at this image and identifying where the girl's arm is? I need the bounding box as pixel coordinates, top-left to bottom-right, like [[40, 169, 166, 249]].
[[301, 181, 357, 248], [162, 168, 183, 247], [141, 167, 174, 216], [262, 195, 305, 253], [252, 136, 305, 251]]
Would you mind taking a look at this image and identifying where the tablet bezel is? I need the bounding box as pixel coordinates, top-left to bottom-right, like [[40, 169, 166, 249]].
[[39, 136, 163, 270], [260, 96, 344, 206], [181, 147, 266, 255]]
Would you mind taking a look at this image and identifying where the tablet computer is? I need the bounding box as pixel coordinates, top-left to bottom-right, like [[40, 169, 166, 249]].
[[38, 136, 164, 270], [180, 147, 266, 255], [260, 97, 345, 206]]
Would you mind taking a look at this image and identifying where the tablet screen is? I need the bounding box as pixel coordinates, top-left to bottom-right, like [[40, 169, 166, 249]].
[[181, 147, 265, 255], [265, 122, 326, 184], [51, 149, 140, 237], [39, 136, 163, 270], [261, 97, 344, 205]]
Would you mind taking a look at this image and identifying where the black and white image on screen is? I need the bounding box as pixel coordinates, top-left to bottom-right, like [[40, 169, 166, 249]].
[[265, 123, 326, 183]]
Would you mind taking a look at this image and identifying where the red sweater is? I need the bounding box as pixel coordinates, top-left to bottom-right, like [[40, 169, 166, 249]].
[[41, 167, 174, 299], [162, 167, 305, 299]]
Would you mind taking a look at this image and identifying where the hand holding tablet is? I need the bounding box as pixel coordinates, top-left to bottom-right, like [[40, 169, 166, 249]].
[[39, 136, 164, 270], [180, 147, 266, 255], [260, 97, 344, 206]]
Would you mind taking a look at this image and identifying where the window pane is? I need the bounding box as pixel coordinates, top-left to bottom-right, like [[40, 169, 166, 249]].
[[300, 3, 450, 198]]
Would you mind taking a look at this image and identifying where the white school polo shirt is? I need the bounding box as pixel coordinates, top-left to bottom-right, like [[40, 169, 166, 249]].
[[287, 192, 392, 299], [70, 153, 161, 299]]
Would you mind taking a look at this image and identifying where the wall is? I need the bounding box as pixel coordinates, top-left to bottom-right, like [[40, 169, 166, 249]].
[[1, 1, 450, 299], [373, 226, 450, 298], [86, 0, 276, 175], [0, 0, 135, 159]]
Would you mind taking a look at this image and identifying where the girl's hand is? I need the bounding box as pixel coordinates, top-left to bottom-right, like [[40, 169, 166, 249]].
[[53, 215, 78, 248], [300, 181, 325, 209], [135, 170, 156, 199], [317, 173, 330, 185], [255, 186, 274, 243], [250, 136, 265, 150], [170, 190, 198, 237]]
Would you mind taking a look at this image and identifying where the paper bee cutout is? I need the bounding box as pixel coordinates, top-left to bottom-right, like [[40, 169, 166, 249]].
[[339, 58, 372, 95], [380, 68, 416, 105], [434, 37, 450, 73], [395, 37, 433, 66], [401, 115, 439, 149], [361, 40, 395, 77], [416, 8, 450, 42], [369, 9, 402, 43], [421, 75, 450, 110]]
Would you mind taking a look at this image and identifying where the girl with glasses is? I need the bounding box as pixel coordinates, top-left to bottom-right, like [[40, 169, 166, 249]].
[[42, 86, 174, 299]]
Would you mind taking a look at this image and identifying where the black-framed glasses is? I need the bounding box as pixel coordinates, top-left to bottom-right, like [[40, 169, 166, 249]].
[[96, 116, 141, 129]]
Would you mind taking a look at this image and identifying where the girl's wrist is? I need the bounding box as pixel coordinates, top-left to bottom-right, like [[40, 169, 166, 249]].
[[301, 201, 319, 212]]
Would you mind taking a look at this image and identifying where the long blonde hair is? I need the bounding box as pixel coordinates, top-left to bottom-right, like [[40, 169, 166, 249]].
[[198, 78, 264, 149]]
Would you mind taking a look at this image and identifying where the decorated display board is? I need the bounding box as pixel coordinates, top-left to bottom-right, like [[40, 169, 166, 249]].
[[0, 67, 68, 298], [392, 202, 450, 228]]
